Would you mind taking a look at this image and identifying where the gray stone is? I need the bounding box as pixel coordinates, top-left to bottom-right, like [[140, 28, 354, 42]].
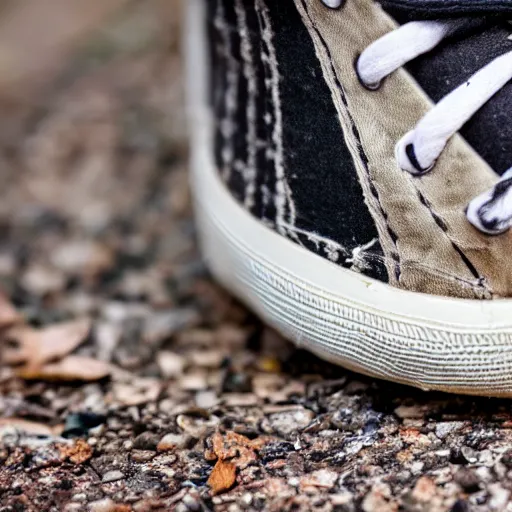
[[101, 470, 125, 483]]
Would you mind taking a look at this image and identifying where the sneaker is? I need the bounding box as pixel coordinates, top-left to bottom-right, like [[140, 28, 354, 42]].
[[185, 0, 512, 396]]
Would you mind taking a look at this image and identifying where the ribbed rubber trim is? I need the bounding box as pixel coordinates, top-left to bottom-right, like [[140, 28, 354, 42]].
[[187, 0, 512, 398]]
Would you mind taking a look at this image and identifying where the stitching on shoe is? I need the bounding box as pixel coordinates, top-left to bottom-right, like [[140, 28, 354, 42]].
[[295, 0, 500, 298], [299, 0, 402, 283]]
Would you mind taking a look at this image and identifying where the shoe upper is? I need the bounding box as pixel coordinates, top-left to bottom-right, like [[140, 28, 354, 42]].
[[206, 0, 512, 299]]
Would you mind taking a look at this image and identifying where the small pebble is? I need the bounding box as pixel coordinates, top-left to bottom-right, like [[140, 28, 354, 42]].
[[190, 349, 224, 368], [301, 469, 338, 489], [501, 448, 512, 468], [362, 483, 395, 512], [133, 431, 159, 451], [394, 405, 426, 420], [131, 450, 155, 463], [157, 433, 188, 452], [102, 470, 125, 483], [195, 390, 219, 409], [63, 504, 83, 512], [488, 483, 510, 510], [157, 351, 186, 378], [52, 240, 114, 276], [461, 446, 478, 463], [268, 407, 315, 435], [411, 476, 436, 503], [435, 421, 464, 440], [179, 371, 209, 391], [89, 498, 127, 512], [455, 468, 480, 493]]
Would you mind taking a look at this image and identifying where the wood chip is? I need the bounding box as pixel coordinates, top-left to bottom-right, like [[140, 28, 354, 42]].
[[4, 318, 91, 367], [208, 459, 236, 495], [59, 439, 93, 464], [210, 431, 269, 470]]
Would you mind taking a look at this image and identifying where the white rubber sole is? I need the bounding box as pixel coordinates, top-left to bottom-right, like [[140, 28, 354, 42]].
[[185, 0, 512, 397]]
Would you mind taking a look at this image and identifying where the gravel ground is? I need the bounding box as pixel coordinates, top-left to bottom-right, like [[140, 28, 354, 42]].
[[2, 3, 512, 512]]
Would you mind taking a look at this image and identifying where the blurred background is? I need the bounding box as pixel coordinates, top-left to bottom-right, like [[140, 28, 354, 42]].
[[0, 0, 186, 233]]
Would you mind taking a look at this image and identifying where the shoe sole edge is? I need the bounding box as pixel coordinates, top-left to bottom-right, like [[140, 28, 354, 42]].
[[185, 0, 512, 397]]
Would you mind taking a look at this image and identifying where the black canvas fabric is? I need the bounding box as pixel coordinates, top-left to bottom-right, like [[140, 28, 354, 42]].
[[207, 0, 388, 282], [380, 0, 512, 17]]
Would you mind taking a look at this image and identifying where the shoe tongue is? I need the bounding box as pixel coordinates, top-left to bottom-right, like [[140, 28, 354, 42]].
[[380, 0, 512, 18]]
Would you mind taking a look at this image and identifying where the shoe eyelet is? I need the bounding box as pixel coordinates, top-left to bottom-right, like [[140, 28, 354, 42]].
[[320, 0, 346, 9], [354, 54, 383, 91]]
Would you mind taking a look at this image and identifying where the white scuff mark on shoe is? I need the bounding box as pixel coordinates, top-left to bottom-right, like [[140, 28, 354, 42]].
[[256, 0, 298, 238], [346, 238, 379, 273], [235, 0, 258, 210], [214, 0, 239, 182], [282, 222, 349, 262]]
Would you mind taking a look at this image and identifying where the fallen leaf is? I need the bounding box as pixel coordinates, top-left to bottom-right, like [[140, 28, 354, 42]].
[[207, 459, 236, 495], [0, 418, 55, 436], [59, 439, 93, 464], [210, 430, 269, 469], [18, 355, 110, 381], [3, 318, 91, 367]]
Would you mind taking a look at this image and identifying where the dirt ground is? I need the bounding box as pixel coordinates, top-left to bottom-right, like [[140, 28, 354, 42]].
[[2, 2, 512, 511]]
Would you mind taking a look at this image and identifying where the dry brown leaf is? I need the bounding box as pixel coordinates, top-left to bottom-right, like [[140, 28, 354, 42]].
[[0, 418, 55, 436], [59, 439, 93, 464], [3, 318, 91, 367], [18, 355, 110, 382], [210, 431, 270, 470], [207, 459, 236, 495]]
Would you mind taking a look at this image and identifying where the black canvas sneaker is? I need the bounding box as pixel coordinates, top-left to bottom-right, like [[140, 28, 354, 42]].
[[185, 0, 512, 396]]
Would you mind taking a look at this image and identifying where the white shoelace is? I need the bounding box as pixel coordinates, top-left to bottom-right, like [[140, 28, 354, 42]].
[[358, 21, 512, 235], [321, 0, 512, 235]]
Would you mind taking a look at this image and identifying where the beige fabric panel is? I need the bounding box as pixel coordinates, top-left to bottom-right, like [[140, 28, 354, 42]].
[[295, 0, 512, 298]]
